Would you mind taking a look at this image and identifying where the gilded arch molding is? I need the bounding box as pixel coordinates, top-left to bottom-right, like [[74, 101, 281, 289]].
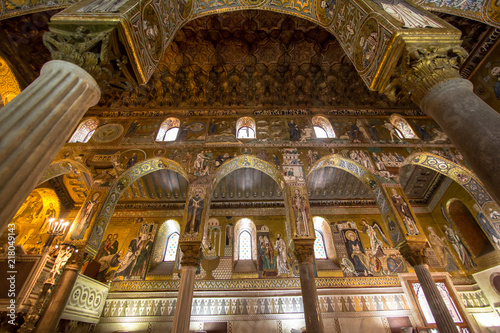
[[38, 159, 93, 188], [402, 152, 495, 208], [43, 0, 462, 97], [212, 154, 285, 189], [85, 157, 188, 255]]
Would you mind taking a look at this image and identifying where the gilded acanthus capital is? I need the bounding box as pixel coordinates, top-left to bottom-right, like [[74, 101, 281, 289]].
[[384, 46, 468, 105], [43, 26, 134, 91]]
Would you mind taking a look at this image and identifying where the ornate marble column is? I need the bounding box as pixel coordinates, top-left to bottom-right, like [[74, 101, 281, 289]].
[[400, 243, 457, 333], [294, 240, 324, 333], [387, 47, 500, 204], [171, 244, 201, 333], [0, 60, 100, 232]]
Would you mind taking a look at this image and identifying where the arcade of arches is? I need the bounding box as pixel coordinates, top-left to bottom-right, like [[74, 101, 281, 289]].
[[1, 2, 500, 333]]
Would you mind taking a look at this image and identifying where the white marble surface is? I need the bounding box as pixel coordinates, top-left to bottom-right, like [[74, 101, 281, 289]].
[[232, 319, 278, 333], [339, 317, 388, 333]]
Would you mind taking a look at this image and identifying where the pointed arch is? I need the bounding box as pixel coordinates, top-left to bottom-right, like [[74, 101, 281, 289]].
[[213, 154, 285, 190], [403, 152, 500, 251], [308, 154, 403, 246], [68, 118, 98, 143], [38, 159, 93, 188], [85, 158, 188, 255], [402, 152, 494, 208]]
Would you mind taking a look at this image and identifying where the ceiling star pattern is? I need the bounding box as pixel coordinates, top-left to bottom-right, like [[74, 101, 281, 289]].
[[99, 11, 409, 109]]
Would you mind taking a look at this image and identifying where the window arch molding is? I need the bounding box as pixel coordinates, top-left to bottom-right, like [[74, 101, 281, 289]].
[[312, 116, 336, 139], [236, 117, 256, 139], [68, 118, 98, 143], [389, 114, 419, 139], [156, 117, 181, 142]]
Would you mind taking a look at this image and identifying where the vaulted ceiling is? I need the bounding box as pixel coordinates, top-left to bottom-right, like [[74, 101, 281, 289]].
[[99, 10, 409, 109]]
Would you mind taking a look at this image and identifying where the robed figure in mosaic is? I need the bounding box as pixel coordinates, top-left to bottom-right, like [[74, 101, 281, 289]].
[[185, 189, 205, 236], [444, 225, 477, 271], [70, 192, 101, 240], [292, 189, 310, 237], [390, 188, 419, 235]]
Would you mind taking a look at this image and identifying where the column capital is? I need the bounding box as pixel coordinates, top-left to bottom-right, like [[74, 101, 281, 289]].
[[385, 46, 467, 105], [179, 243, 202, 267], [398, 240, 428, 267], [42, 27, 131, 90], [293, 239, 315, 264]]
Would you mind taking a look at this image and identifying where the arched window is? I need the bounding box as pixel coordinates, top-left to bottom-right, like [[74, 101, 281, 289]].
[[236, 117, 256, 139], [312, 216, 337, 268], [312, 116, 336, 139], [233, 218, 257, 262], [314, 229, 327, 259], [163, 232, 179, 262], [389, 114, 418, 139], [239, 230, 252, 260], [156, 117, 180, 142], [68, 118, 98, 143]]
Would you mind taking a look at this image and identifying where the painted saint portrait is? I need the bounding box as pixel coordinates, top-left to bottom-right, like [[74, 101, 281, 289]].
[[390, 188, 420, 235], [184, 188, 205, 236], [292, 189, 310, 237]]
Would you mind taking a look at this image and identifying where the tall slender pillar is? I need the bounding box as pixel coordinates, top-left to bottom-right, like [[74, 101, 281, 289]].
[[294, 241, 324, 333], [33, 249, 84, 333], [400, 243, 457, 333], [414, 264, 457, 333], [0, 60, 100, 232], [171, 244, 201, 333]]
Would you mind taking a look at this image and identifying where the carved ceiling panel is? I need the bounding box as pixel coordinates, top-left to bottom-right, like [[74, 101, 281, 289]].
[[99, 10, 410, 109]]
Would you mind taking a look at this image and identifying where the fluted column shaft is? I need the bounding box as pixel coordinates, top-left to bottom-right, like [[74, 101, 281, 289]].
[[33, 259, 81, 332], [414, 264, 457, 333], [0, 60, 100, 231], [420, 78, 500, 204], [295, 243, 324, 333], [172, 266, 197, 333]]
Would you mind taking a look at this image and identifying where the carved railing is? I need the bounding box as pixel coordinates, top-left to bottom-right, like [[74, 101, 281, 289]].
[[61, 273, 110, 324]]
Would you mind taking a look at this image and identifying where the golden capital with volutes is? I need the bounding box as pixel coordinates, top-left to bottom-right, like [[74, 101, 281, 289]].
[[383, 45, 468, 104]]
